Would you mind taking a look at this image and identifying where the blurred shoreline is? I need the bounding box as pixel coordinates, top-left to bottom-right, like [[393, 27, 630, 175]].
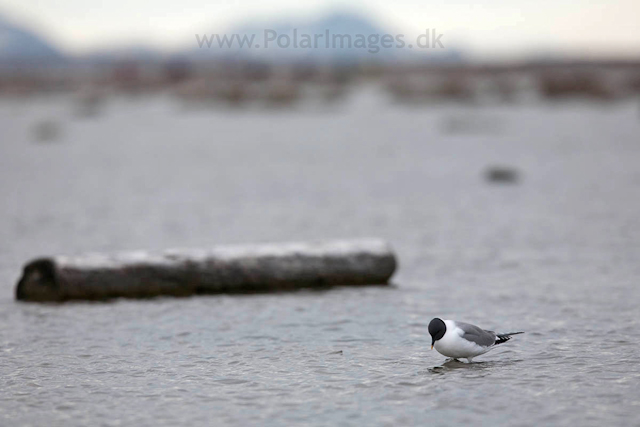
[[1, 59, 639, 107]]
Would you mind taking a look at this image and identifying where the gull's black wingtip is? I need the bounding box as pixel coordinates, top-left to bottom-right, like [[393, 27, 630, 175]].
[[494, 331, 524, 345]]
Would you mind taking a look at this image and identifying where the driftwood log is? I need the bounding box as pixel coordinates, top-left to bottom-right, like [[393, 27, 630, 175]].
[[15, 239, 397, 302]]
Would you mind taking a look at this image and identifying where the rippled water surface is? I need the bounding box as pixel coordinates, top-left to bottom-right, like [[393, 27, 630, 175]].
[[1, 92, 640, 425]]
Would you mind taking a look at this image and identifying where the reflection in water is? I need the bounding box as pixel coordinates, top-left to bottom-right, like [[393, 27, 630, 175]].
[[429, 358, 522, 375]]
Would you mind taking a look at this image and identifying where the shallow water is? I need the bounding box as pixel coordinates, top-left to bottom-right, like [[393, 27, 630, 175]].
[[1, 92, 640, 425]]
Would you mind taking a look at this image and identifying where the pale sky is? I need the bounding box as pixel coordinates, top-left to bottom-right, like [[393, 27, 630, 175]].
[[2, 0, 639, 58]]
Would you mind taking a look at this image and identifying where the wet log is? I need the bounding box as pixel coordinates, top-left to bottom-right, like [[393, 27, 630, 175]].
[[15, 240, 397, 302]]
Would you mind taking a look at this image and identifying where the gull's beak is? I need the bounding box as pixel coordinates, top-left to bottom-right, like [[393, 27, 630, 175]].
[[431, 345, 434, 350]]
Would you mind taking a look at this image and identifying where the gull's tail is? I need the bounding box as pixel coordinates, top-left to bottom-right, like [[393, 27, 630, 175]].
[[494, 331, 524, 345]]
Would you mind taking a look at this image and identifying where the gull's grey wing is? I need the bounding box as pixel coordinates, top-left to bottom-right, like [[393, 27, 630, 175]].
[[455, 321, 497, 347]]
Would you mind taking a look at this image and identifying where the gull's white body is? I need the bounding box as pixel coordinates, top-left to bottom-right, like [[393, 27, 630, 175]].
[[433, 320, 494, 361]]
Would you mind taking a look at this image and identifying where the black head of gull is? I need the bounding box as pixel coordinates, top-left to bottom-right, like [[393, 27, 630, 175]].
[[428, 317, 446, 349]]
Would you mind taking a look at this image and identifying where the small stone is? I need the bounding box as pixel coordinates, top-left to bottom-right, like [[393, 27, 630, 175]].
[[485, 166, 520, 184]]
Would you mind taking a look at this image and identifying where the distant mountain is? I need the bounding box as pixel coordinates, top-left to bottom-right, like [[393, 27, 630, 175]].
[[0, 13, 65, 63], [191, 11, 444, 64], [0, 9, 462, 67]]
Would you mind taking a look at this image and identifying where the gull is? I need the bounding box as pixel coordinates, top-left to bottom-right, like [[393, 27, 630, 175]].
[[429, 318, 523, 362]]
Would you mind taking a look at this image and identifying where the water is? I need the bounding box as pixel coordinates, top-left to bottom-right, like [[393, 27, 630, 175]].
[[1, 91, 640, 425]]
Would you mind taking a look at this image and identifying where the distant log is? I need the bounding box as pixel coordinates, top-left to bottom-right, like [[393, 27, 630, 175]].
[[15, 240, 397, 302]]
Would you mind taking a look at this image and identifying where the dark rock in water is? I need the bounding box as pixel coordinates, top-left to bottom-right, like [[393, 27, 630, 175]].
[[74, 89, 106, 118], [15, 239, 397, 302], [485, 166, 520, 184], [32, 119, 61, 142]]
